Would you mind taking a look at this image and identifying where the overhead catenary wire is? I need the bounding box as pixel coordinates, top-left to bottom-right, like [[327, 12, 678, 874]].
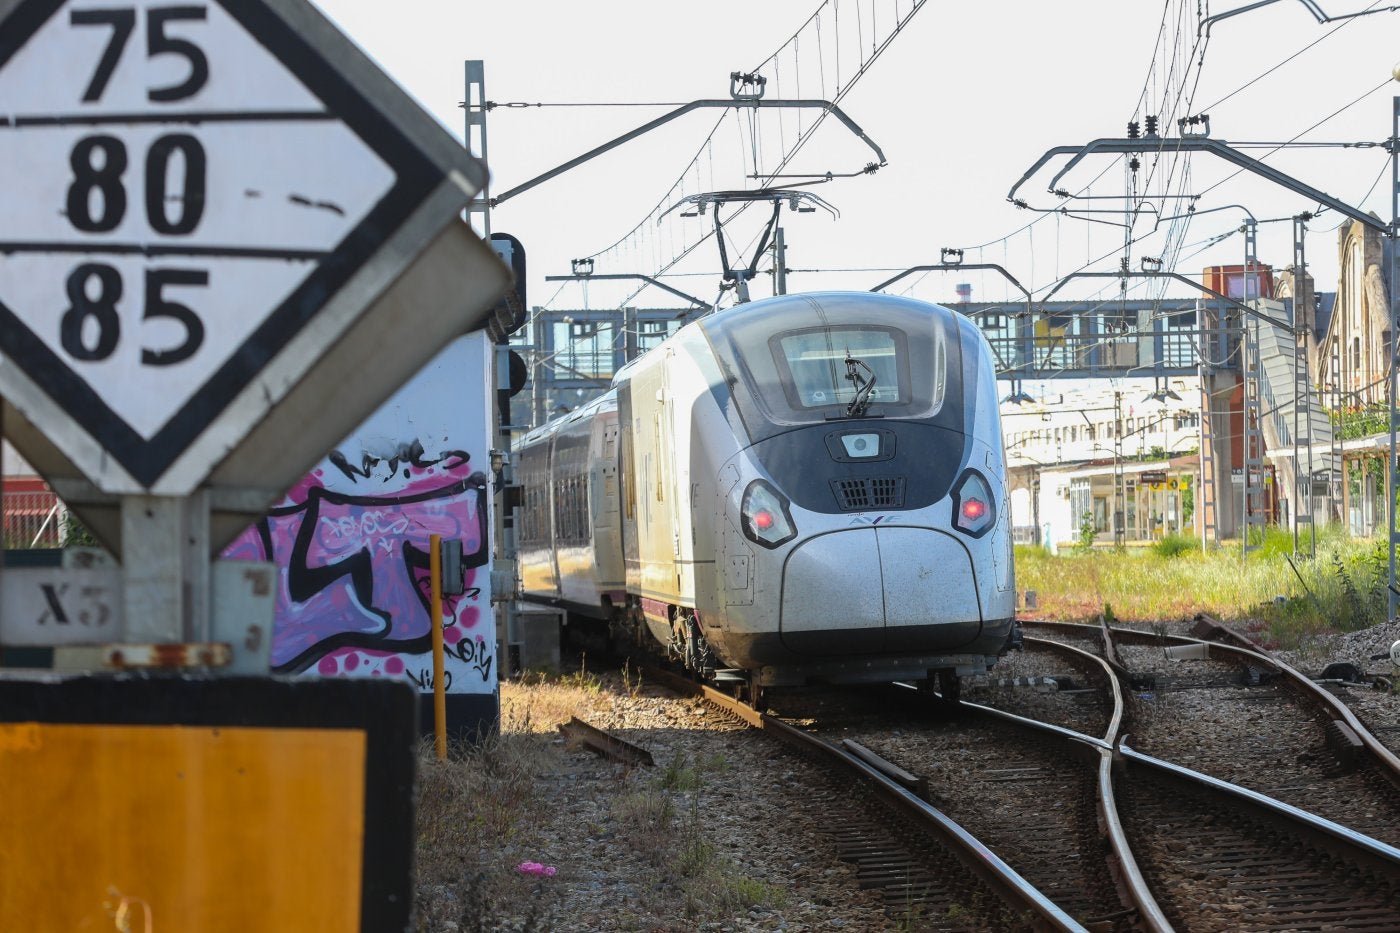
[[900, 0, 1212, 302], [564, 0, 931, 314], [1195, 76, 1395, 200], [985, 0, 1389, 311], [528, 0, 1398, 392], [1200, 0, 1386, 113]]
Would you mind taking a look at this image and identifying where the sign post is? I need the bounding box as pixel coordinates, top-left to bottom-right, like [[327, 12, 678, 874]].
[[0, 2, 511, 927], [0, 0, 512, 651]]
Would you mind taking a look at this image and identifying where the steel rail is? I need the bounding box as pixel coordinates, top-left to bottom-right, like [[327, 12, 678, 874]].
[[950, 638, 1400, 930], [934, 686, 1400, 931], [948, 640, 1175, 933], [1022, 617, 1400, 791], [642, 665, 1088, 932], [1022, 635, 1125, 742], [1117, 740, 1400, 877], [557, 715, 655, 767]]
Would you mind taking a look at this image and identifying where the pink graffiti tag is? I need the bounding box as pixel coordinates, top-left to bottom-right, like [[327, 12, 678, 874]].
[[225, 462, 489, 673]]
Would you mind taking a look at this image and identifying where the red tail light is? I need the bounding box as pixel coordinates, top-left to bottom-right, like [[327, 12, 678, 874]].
[[741, 480, 797, 548], [952, 470, 996, 537]]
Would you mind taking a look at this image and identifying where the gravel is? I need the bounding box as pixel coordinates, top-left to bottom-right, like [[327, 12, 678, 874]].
[[412, 618, 1400, 931], [414, 676, 898, 932]]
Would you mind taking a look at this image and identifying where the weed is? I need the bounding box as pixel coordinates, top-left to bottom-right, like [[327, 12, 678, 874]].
[[515, 658, 603, 694], [614, 784, 676, 826], [1152, 532, 1198, 558], [621, 658, 643, 697], [660, 753, 701, 792], [414, 679, 599, 931], [1332, 552, 1365, 627], [558, 653, 603, 692], [614, 751, 794, 922], [728, 874, 786, 907], [1076, 510, 1097, 551], [677, 827, 716, 877], [891, 878, 929, 931]]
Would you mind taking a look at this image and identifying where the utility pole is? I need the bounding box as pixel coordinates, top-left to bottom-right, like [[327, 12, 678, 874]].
[[774, 227, 788, 296], [1114, 391, 1125, 547], [1389, 90, 1400, 620], [466, 59, 520, 681]]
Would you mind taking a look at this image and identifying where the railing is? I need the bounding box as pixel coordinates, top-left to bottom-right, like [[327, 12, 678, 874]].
[[3, 487, 64, 549], [1012, 524, 1041, 545]]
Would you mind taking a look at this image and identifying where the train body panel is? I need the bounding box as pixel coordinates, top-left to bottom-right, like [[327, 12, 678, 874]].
[[517, 395, 623, 617], [518, 291, 1016, 690]]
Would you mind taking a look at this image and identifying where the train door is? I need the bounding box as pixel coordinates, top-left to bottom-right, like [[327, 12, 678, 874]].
[[617, 384, 640, 592], [544, 433, 562, 596], [648, 372, 677, 599], [590, 412, 625, 595]]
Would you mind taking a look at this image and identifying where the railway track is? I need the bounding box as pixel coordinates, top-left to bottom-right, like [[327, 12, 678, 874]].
[[644, 665, 1087, 932], [1116, 744, 1400, 931], [1020, 618, 1400, 848], [623, 614, 1400, 931]]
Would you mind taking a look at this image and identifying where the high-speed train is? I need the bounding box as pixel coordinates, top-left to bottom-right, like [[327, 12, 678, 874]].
[[516, 291, 1017, 703]]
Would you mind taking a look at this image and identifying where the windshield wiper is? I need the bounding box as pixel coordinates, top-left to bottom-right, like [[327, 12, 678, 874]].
[[844, 354, 876, 418]]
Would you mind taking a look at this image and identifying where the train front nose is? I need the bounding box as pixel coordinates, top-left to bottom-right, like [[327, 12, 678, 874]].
[[778, 526, 984, 655]]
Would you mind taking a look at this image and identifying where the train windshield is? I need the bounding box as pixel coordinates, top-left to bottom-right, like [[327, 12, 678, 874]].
[[774, 327, 911, 412], [700, 293, 962, 436]]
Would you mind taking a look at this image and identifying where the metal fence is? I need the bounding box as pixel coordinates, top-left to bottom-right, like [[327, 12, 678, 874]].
[[1012, 524, 1041, 546], [3, 487, 64, 548]]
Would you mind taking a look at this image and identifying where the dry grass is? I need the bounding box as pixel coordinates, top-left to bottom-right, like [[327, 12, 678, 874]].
[[610, 751, 787, 923], [413, 678, 606, 932], [413, 675, 783, 932]]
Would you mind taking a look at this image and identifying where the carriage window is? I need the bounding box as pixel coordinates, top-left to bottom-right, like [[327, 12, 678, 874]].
[[774, 327, 913, 410]]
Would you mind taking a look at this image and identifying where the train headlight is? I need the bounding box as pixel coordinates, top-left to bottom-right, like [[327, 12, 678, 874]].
[[952, 470, 996, 538], [840, 433, 881, 458], [741, 480, 797, 548]]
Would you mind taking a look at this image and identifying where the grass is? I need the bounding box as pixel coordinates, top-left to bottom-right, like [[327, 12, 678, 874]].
[[413, 675, 612, 932], [1017, 525, 1393, 649], [612, 752, 787, 922], [413, 675, 784, 932]]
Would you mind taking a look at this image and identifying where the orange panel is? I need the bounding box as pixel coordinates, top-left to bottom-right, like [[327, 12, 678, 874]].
[[0, 723, 366, 932]]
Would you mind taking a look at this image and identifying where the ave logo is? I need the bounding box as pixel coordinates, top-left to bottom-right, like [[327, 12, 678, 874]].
[[0, 0, 452, 491]]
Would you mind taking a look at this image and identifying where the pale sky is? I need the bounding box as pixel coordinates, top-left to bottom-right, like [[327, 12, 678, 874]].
[[312, 0, 1400, 315]]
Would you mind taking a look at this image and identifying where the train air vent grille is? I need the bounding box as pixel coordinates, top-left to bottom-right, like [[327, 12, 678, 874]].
[[831, 477, 906, 511], [870, 477, 904, 507]]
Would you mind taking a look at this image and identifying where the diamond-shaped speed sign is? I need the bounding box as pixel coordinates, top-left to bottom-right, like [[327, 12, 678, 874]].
[[0, 0, 495, 494]]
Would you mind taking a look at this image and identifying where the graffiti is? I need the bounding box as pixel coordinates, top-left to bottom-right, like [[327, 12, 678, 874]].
[[225, 444, 491, 677], [446, 633, 494, 681], [400, 632, 493, 689], [405, 666, 451, 692], [328, 440, 469, 484]]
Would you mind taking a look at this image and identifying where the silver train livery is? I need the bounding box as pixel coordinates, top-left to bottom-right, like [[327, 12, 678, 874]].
[[516, 291, 1017, 702]]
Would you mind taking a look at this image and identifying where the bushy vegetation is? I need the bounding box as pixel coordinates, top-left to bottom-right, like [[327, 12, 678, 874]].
[[1335, 403, 1390, 440], [1016, 525, 1392, 649], [1151, 533, 1197, 559]]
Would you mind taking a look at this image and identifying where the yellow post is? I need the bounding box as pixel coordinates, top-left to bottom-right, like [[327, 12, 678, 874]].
[[429, 533, 447, 760]]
